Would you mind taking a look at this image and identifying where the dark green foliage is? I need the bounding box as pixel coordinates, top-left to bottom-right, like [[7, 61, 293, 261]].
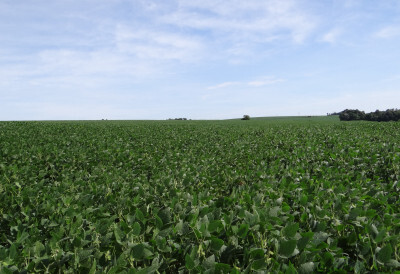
[[340, 108, 400, 121], [339, 109, 366, 121], [0, 118, 399, 272]]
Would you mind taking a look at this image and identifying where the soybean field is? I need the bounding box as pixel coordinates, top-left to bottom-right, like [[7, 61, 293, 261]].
[[0, 117, 400, 273]]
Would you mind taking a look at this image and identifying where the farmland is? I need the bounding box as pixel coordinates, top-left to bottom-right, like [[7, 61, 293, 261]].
[[0, 117, 400, 273]]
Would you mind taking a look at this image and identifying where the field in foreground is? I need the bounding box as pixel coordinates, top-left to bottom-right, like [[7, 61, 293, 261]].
[[0, 117, 399, 273]]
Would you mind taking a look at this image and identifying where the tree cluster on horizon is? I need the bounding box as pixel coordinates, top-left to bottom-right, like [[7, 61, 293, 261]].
[[168, 118, 188, 120], [339, 109, 400, 122]]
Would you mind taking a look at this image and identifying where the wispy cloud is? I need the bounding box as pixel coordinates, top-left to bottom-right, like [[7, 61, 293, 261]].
[[207, 82, 240, 90], [0, 0, 317, 80], [114, 25, 204, 62], [248, 77, 284, 87], [375, 25, 400, 39], [0, 49, 157, 89], [208, 76, 284, 90], [320, 28, 342, 44], [159, 0, 317, 51]]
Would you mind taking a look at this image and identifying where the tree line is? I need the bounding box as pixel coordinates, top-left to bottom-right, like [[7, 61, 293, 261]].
[[339, 109, 400, 122]]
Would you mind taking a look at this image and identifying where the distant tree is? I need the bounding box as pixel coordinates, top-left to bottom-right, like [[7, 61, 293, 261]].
[[339, 109, 365, 121], [340, 108, 400, 122], [339, 111, 350, 121], [242, 115, 250, 120]]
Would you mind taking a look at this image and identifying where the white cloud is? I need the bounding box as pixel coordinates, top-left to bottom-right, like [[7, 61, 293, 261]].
[[0, 47, 161, 96], [0, 0, 318, 81], [207, 76, 284, 89], [160, 0, 317, 45], [207, 82, 240, 90], [321, 28, 342, 43], [114, 25, 204, 62], [248, 77, 284, 87], [375, 25, 400, 39]]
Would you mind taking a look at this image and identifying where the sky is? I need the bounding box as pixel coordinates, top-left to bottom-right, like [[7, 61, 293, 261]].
[[1, 0, 400, 120]]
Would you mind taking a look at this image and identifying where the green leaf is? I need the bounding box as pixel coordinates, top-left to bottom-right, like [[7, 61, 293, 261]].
[[237, 223, 249, 238], [16, 231, 29, 244], [2, 266, 16, 274], [132, 222, 141, 236], [114, 225, 123, 244], [215, 263, 231, 272], [298, 232, 313, 251], [193, 227, 202, 239], [157, 208, 171, 225], [132, 244, 153, 260], [210, 237, 224, 251], [249, 248, 264, 260], [349, 208, 362, 220], [251, 258, 267, 270], [269, 206, 280, 217], [136, 257, 161, 274], [299, 262, 315, 274], [279, 240, 297, 258], [208, 220, 224, 233], [0, 248, 6, 261], [202, 254, 215, 270], [137, 263, 159, 274], [386, 259, 400, 268], [283, 223, 299, 238], [244, 211, 256, 226], [299, 195, 308, 206], [9, 244, 17, 260], [33, 241, 45, 257], [300, 212, 308, 223], [78, 249, 93, 261], [135, 208, 145, 223], [72, 236, 82, 247], [185, 254, 195, 270], [155, 236, 171, 252], [312, 232, 329, 245], [374, 230, 386, 243], [155, 215, 163, 229], [175, 220, 184, 235], [89, 259, 96, 274], [377, 244, 392, 264], [282, 204, 291, 212], [354, 260, 365, 274], [369, 224, 379, 235], [285, 262, 298, 274]]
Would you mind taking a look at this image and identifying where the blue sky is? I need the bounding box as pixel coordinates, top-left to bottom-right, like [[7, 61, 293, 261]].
[[1, 0, 400, 120]]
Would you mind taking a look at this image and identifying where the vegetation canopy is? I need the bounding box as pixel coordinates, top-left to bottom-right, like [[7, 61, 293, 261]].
[[339, 109, 400, 122], [0, 117, 399, 273]]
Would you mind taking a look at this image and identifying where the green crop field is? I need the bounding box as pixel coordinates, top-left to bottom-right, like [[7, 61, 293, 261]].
[[1, 117, 400, 273]]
